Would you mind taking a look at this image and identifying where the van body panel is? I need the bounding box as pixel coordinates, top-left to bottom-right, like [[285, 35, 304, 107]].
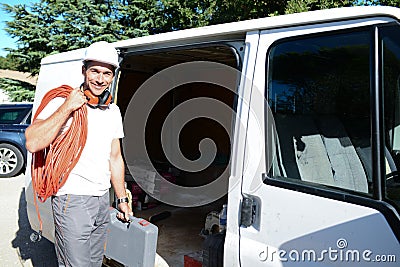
[[34, 56, 84, 113], [239, 190, 398, 266], [40, 48, 84, 65]]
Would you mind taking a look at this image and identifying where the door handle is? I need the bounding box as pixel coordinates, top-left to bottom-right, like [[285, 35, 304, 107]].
[[240, 195, 257, 227]]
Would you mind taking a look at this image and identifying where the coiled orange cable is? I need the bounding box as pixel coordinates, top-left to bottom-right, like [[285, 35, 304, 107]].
[[31, 85, 88, 233]]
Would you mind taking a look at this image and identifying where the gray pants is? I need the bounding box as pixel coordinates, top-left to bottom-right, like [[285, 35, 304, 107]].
[[52, 193, 110, 267]]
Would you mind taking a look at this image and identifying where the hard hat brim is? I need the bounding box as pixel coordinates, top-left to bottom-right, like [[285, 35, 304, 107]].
[[83, 58, 119, 69]]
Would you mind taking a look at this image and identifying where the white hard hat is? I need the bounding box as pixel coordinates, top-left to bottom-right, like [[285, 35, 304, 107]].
[[83, 41, 119, 68]]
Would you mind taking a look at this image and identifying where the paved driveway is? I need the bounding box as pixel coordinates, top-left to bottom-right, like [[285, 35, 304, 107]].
[[0, 173, 57, 266]]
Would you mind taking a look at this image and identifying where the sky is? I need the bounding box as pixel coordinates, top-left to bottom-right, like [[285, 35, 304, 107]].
[[0, 0, 38, 57]]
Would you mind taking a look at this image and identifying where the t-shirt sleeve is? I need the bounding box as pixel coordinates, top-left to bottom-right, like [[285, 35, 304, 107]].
[[35, 97, 65, 120], [113, 105, 124, 139]]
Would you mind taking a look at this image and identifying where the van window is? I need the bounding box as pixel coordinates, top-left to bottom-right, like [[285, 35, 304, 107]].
[[381, 24, 400, 210], [266, 29, 372, 195]]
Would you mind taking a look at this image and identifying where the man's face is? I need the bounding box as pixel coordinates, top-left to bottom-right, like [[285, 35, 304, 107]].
[[82, 61, 115, 96]]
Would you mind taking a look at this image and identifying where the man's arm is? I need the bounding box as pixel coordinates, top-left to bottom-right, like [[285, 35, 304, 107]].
[[25, 88, 87, 153], [110, 138, 133, 221]]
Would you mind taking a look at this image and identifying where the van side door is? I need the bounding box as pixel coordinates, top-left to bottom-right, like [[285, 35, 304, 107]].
[[239, 17, 400, 266]]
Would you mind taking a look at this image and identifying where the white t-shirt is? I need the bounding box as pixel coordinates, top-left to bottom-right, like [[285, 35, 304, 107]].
[[37, 97, 124, 196]]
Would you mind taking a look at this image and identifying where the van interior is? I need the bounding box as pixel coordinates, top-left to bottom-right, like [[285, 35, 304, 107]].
[[114, 44, 241, 266]]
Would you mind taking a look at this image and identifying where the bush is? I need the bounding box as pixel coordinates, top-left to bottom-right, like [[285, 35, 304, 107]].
[[0, 78, 35, 102], [0, 55, 19, 70]]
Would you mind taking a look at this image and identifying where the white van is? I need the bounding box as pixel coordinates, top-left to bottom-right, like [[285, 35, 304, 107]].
[[26, 6, 400, 266]]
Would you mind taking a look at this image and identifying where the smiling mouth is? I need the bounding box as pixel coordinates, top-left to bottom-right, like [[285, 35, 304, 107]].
[[91, 84, 105, 90]]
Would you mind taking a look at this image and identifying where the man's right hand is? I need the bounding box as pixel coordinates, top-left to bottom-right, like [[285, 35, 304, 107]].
[[26, 86, 88, 153], [64, 87, 87, 112]]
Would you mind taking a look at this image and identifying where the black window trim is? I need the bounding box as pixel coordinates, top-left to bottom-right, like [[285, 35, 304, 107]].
[[21, 108, 33, 125], [372, 25, 385, 201]]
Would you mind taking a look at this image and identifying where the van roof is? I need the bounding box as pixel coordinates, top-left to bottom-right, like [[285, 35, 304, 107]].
[[41, 6, 400, 65], [115, 6, 400, 49]]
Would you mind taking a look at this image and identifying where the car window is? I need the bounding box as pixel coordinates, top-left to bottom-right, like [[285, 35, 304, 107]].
[[0, 107, 31, 124]]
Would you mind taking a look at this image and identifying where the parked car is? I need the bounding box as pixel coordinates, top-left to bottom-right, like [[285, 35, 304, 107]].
[[0, 103, 33, 178]]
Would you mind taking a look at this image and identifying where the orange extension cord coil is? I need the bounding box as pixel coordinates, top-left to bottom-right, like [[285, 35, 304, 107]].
[[31, 85, 88, 232]]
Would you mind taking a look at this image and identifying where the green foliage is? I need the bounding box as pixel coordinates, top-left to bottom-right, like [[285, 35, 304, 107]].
[[3, 0, 128, 75], [0, 54, 20, 70], [2, 0, 364, 76], [117, 0, 164, 35], [373, 0, 400, 7], [156, 0, 214, 30], [2, 0, 166, 75], [285, 0, 353, 14], [210, 0, 287, 24], [0, 78, 35, 102], [355, 0, 400, 6]]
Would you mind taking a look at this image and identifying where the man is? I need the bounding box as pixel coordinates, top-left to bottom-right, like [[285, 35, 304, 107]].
[[25, 41, 132, 267]]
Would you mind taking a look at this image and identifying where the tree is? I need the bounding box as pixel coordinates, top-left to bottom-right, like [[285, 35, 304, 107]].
[[285, 0, 352, 14], [2, 0, 161, 75], [0, 78, 35, 102], [3, 0, 361, 75], [209, 0, 286, 24], [117, 0, 164, 35], [0, 54, 20, 70], [356, 0, 400, 6]]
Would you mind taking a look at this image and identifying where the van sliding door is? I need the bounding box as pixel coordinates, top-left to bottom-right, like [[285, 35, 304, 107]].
[[239, 18, 400, 266]]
